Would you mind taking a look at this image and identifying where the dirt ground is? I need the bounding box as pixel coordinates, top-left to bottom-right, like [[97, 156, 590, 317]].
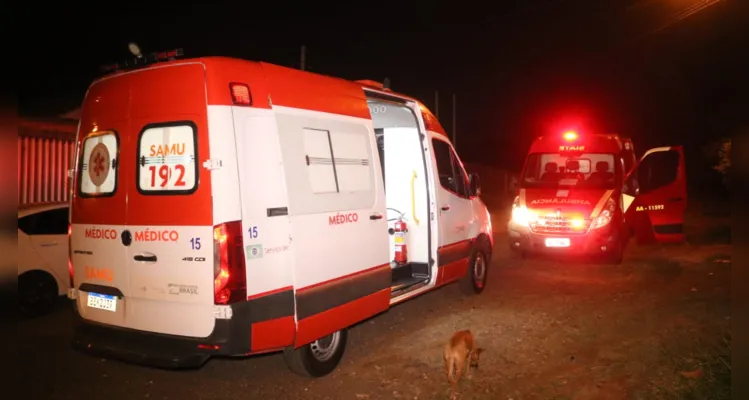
[[319, 207, 731, 400], [15, 200, 731, 400]]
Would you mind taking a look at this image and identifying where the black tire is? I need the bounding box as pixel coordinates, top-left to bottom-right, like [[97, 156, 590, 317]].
[[283, 329, 348, 378], [604, 236, 625, 265], [19, 271, 59, 317], [459, 248, 489, 295]]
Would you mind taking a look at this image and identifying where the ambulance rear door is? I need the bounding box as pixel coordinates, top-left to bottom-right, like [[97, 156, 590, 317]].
[[72, 62, 217, 338], [125, 63, 216, 338]]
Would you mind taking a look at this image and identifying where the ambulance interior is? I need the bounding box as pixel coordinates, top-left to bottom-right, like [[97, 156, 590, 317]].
[[367, 96, 432, 297]]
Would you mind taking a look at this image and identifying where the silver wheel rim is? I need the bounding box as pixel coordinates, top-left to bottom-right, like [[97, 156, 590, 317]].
[[473, 253, 486, 288], [310, 331, 341, 362]]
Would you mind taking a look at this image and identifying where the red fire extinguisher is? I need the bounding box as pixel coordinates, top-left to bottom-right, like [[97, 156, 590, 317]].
[[393, 219, 408, 265]]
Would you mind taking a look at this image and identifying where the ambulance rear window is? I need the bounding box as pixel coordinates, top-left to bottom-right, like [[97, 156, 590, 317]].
[[79, 131, 119, 197], [136, 122, 198, 195]]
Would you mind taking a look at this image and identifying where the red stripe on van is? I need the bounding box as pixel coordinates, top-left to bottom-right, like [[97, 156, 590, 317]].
[[295, 263, 390, 293], [295, 288, 391, 348], [247, 285, 293, 300], [250, 316, 296, 352], [436, 257, 470, 286]]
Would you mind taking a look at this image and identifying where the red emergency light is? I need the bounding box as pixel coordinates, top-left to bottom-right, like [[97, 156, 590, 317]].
[[563, 131, 578, 141], [229, 83, 252, 106]]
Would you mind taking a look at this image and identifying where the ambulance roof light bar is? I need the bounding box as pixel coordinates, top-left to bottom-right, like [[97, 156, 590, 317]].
[[100, 43, 185, 74], [563, 130, 578, 141]]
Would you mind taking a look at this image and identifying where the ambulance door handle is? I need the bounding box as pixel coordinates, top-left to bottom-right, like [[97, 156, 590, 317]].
[[370, 213, 383, 220], [441, 205, 451, 211], [134, 254, 158, 262]]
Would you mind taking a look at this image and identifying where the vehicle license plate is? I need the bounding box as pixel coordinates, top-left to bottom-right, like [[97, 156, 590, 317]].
[[545, 238, 571, 247], [87, 292, 117, 312]]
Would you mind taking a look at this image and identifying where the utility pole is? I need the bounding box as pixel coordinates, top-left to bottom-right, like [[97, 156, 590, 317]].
[[300, 45, 306, 71], [452, 93, 457, 148], [435, 90, 440, 119]]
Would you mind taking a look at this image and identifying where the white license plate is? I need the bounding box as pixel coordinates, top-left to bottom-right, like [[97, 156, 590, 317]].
[[87, 292, 117, 312], [545, 238, 571, 248]]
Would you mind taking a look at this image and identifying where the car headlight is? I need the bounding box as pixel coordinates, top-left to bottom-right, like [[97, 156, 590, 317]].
[[511, 196, 537, 226], [591, 197, 615, 229]]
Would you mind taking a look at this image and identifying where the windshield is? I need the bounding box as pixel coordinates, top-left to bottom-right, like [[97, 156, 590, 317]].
[[520, 152, 618, 189]]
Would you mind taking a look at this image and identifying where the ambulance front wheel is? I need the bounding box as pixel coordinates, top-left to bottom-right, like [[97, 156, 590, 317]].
[[459, 248, 489, 295], [283, 328, 348, 378], [604, 235, 625, 265]]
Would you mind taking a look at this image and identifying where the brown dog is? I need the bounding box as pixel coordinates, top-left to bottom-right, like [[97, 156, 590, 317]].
[[443, 329, 484, 398]]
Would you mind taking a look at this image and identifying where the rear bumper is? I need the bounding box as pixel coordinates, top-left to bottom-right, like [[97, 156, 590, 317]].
[[70, 301, 253, 369], [507, 221, 620, 257]]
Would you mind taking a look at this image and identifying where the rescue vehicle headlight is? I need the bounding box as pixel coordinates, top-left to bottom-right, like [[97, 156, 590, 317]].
[[592, 197, 616, 229], [511, 196, 537, 226]]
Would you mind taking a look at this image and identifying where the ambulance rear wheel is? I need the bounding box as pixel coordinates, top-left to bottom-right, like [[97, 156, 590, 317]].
[[460, 249, 488, 295], [283, 328, 348, 378]]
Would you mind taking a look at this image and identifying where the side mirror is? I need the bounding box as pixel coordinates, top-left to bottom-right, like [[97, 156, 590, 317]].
[[623, 174, 639, 196], [510, 173, 520, 194], [469, 173, 481, 197]]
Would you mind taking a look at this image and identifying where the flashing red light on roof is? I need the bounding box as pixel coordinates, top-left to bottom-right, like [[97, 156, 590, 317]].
[[563, 131, 578, 141], [229, 83, 252, 106]]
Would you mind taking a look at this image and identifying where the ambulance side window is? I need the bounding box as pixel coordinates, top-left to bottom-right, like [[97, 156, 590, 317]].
[[432, 139, 469, 198], [302, 128, 372, 194], [136, 122, 198, 195], [450, 150, 470, 198], [637, 150, 679, 194], [78, 131, 119, 197], [18, 207, 69, 236]]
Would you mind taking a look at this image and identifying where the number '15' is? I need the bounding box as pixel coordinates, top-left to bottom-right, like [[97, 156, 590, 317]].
[[190, 237, 201, 250]]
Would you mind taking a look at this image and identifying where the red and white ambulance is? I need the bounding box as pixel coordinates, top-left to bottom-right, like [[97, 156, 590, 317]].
[[508, 130, 687, 263], [67, 50, 493, 377]]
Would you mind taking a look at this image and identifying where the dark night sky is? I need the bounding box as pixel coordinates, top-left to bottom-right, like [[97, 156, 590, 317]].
[[21, 0, 748, 171]]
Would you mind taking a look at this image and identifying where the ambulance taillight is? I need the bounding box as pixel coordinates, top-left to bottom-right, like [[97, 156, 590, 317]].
[[213, 221, 247, 305], [229, 83, 252, 106]]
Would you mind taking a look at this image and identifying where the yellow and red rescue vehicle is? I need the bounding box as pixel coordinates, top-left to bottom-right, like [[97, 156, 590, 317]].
[[508, 130, 686, 263]]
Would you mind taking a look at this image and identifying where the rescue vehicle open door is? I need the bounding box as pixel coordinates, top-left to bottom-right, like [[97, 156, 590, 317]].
[[623, 146, 687, 244]]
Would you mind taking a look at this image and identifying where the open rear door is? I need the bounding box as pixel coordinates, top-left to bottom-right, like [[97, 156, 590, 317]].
[[623, 146, 687, 244]]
